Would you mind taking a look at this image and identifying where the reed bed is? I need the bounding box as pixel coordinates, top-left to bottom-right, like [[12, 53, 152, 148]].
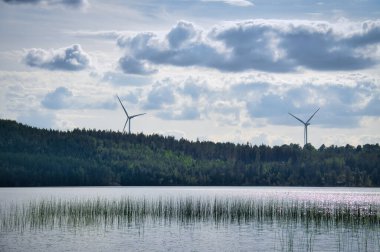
[[1, 196, 379, 231]]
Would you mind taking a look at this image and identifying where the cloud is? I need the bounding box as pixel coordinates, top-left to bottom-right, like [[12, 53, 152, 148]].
[[143, 83, 176, 110], [69, 30, 123, 40], [210, 21, 296, 72], [231, 82, 269, 96], [278, 24, 375, 71], [247, 94, 292, 118], [147, 77, 379, 128], [119, 56, 157, 75], [166, 21, 198, 49], [24, 44, 91, 71], [41, 86, 116, 110], [101, 71, 151, 86], [201, 0, 254, 7], [117, 23, 224, 72], [181, 81, 205, 100], [117, 20, 380, 74], [158, 106, 200, 120], [122, 77, 207, 120], [2, 0, 89, 9], [175, 77, 210, 101], [41, 86, 73, 109], [363, 97, 380, 116], [125, 92, 140, 104], [116, 72, 379, 128], [347, 21, 380, 46], [210, 100, 242, 126], [244, 82, 379, 128]]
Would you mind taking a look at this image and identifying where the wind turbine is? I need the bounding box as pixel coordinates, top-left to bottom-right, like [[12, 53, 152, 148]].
[[288, 108, 320, 145], [116, 95, 146, 134]]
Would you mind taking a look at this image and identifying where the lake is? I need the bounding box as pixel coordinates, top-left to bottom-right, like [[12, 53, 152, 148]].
[[1, 187, 379, 251]]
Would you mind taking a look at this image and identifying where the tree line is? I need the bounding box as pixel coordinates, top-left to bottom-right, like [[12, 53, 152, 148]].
[[0, 119, 379, 187]]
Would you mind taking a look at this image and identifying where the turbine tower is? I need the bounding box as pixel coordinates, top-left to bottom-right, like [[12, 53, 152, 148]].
[[116, 95, 146, 134], [289, 108, 320, 145]]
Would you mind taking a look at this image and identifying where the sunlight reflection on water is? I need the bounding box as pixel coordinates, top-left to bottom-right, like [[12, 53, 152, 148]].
[[1, 186, 379, 204]]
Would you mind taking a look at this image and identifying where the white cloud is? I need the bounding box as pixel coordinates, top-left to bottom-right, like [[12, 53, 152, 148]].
[[166, 21, 199, 48], [119, 56, 157, 75], [68, 30, 123, 40], [143, 82, 176, 110], [101, 71, 151, 86], [158, 106, 200, 120], [245, 82, 380, 128], [2, 0, 89, 9], [41, 86, 116, 110], [201, 0, 254, 7], [180, 79, 208, 100], [117, 20, 380, 74], [41, 86, 73, 109], [24, 44, 91, 71], [122, 73, 380, 130]]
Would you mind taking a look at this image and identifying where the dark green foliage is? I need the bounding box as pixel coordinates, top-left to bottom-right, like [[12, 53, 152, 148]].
[[0, 119, 379, 186]]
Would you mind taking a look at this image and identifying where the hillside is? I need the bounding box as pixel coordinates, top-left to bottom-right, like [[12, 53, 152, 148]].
[[0, 119, 379, 187]]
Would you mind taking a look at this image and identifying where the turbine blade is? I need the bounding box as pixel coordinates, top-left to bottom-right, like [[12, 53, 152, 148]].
[[306, 108, 320, 124], [123, 119, 128, 132], [288, 112, 306, 125], [116, 95, 129, 118], [130, 113, 146, 119]]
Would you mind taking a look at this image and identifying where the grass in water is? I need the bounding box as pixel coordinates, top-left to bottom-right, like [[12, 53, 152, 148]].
[[1, 196, 379, 231]]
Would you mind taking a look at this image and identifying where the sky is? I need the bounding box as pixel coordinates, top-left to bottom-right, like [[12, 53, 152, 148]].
[[1, 0, 380, 147]]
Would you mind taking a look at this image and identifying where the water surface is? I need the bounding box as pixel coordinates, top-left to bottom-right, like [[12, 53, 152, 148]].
[[1, 187, 379, 251]]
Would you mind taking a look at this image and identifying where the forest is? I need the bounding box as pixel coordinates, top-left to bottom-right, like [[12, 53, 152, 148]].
[[0, 119, 379, 187]]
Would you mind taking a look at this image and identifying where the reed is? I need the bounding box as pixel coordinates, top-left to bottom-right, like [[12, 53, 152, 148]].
[[1, 196, 379, 231]]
